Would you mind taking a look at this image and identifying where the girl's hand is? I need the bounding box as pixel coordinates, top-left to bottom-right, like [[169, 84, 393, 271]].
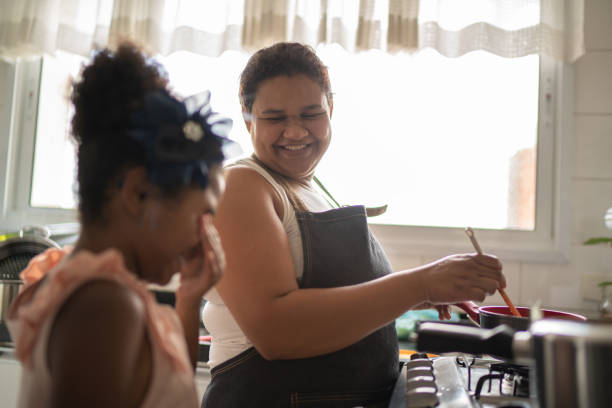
[[176, 214, 225, 302]]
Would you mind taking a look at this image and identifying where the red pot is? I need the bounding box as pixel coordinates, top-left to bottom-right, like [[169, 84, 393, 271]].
[[455, 301, 587, 331]]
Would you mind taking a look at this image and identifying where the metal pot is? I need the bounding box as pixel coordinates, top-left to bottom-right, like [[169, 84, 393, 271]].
[[416, 319, 612, 408], [0, 228, 59, 342], [455, 300, 587, 331]]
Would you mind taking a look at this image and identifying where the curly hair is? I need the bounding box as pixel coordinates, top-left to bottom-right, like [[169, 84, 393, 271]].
[[70, 43, 225, 225], [239, 42, 332, 113]]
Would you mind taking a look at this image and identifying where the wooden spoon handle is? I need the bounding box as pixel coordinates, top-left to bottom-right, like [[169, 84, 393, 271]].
[[499, 288, 521, 317], [465, 227, 521, 318]]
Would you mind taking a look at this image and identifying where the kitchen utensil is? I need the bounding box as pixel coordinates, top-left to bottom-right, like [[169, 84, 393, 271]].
[[0, 229, 59, 342], [465, 227, 521, 317], [455, 301, 586, 331], [497, 289, 520, 316], [416, 319, 612, 408]]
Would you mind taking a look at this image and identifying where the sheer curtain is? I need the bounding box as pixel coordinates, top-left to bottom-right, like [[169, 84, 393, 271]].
[[0, 0, 583, 62], [109, 0, 244, 56], [242, 0, 418, 53], [0, 0, 113, 57], [418, 0, 584, 62]]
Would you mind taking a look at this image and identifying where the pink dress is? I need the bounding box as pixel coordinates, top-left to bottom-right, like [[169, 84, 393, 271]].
[[7, 247, 198, 408]]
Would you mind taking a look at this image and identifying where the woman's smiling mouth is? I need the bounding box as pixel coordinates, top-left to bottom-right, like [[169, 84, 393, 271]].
[[276, 143, 314, 153], [282, 144, 307, 150]]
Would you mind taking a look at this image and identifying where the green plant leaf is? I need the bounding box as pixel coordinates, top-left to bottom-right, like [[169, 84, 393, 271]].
[[583, 237, 612, 246], [598, 281, 612, 288]]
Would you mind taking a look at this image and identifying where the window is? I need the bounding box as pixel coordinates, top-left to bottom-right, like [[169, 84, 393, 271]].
[[28, 46, 541, 228], [0, 46, 572, 262], [316, 45, 539, 231], [30, 51, 85, 209]]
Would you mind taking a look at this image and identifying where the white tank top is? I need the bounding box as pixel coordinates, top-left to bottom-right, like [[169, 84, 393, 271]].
[[203, 158, 332, 368]]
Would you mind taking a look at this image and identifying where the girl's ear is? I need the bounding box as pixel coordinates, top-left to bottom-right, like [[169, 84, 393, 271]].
[[119, 168, 150, 217]]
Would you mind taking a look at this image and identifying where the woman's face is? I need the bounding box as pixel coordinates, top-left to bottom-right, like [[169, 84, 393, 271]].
[[136, 167, 225, 285], [246, 74, 332, 182]]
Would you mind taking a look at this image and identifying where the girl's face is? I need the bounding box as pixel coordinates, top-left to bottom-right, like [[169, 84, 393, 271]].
[[136, 167, 225, 285], [246, 75, 332, 182]]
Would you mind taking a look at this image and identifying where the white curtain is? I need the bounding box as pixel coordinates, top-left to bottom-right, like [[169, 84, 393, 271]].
[[0, 0, 113, 57], [0, 0, 418, 57], [418, 0, 585, 62], [0, 0, 583, 62], [241, 0, 418, 53], [0, 0, 244, 57], [109, 0, 244, 56]]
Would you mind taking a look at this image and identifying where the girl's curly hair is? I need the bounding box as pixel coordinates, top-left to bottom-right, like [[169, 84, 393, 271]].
[[70, 43, 169, 224]]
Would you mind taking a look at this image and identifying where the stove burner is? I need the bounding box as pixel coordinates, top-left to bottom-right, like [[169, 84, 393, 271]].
[[390, 354, 534, 407], [456, 355, 476, 390], [453, 354, 531, 399], [488, 363, 530, 398], [474, 373, 505, 398]]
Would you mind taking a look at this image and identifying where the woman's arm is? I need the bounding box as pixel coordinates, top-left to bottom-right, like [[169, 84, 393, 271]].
[[213, 168, 504, 360], [47, 280, 151, 408]]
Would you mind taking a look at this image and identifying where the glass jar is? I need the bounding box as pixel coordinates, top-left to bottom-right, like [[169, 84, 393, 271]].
[[599, 281, 612, 320]]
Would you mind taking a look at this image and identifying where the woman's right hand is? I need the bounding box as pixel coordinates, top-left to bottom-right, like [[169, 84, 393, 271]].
[[414, 253, 504, 305]]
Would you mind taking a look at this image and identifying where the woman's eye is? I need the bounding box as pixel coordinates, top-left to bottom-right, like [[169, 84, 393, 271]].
[[302, 112, 324, 120], [262, 116, 285, 122]]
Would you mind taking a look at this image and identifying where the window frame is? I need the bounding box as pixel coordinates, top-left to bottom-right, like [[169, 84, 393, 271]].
[[0, 54, 573, 263]]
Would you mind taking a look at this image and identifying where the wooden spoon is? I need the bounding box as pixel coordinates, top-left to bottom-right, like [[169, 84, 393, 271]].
[[464, 227, 521, 317]]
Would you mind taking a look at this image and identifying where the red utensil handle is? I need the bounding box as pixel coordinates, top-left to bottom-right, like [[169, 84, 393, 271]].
[[498, 288, 521, 317]]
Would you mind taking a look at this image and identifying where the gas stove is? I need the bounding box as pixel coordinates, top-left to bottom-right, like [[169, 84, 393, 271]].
[[388, 353, 535, 408]]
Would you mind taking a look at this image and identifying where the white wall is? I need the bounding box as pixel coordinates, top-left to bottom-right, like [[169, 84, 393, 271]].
[[387, 0, 612, 316]]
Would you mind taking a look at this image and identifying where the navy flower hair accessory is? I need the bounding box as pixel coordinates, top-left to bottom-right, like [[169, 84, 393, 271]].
[[128, 89, 238, 190]]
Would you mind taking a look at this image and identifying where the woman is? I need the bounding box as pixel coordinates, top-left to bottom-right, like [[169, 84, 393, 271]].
[[7, 43, 233, 408], [202, 42, 505, 407]]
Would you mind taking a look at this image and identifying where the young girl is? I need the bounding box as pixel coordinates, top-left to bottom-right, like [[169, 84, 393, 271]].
[[8, 43, 233, 408]]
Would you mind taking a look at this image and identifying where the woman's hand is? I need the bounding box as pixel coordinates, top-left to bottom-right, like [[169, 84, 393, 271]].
[[414, 253, 504, 306], [411, 302, 453, 320], [176, 214, 225, 302]]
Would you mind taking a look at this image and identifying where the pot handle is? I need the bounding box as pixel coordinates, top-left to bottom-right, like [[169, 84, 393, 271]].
[[416, 322, 515, 360], [454, 301, 481, 325]]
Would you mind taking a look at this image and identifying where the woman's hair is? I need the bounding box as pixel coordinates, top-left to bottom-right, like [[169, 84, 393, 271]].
[[71, 43, 227, 225], [239, 42, 332, 113]]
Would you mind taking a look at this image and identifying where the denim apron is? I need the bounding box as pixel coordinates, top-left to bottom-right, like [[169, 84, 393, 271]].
[[202, 173, 399, 408]]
